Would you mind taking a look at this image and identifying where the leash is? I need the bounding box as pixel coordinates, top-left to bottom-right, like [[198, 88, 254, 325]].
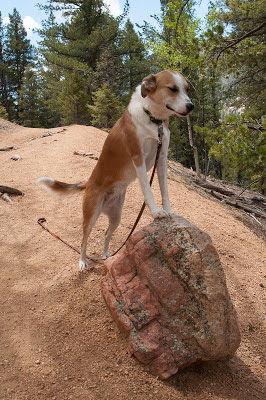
[[37, 113, 164, 263]]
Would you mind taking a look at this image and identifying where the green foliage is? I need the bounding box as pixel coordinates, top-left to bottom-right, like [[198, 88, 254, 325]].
[[0, 12, 9, 117], [0, 104, 8, 119], [0, 0, 264, 192], [18, 64, 45, 127], [36, 0, 153, 124], [117, 20, 153, 97], [38, 64, 64, 127], [203, 0, 266, 112], [38, 0, 120, 80], [143, 0, 202, 73], [196, 115, 266, 191], [88, 83, 123, 130], [4, 8, 34, 119], [58, 67, 90, 125]]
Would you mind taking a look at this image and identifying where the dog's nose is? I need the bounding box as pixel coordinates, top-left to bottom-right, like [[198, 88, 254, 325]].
[[186, 102, 194, 112]]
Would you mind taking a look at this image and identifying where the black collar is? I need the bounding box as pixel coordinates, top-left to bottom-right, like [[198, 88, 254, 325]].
[[144, 108, 164, 144], [144, 108, 163, 126]]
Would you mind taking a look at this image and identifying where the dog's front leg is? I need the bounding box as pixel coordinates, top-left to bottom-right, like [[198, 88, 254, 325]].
[[134, 163, 168, 219], [156, 140, 173, 214]]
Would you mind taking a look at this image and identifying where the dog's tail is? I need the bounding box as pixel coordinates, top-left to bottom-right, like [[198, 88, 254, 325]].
[[36, 177, 87, 196]]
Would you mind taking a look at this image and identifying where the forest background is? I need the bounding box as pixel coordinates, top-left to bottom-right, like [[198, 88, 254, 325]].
[[0, 0, 265, 192]]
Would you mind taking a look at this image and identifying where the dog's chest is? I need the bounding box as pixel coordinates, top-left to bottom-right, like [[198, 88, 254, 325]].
[[143, 138, 159, 170], [138, 124, 169, 171]]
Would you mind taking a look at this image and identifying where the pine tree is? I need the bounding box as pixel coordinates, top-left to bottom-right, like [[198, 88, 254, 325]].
[[38, 0, 120, 75], [4, 8, 33, 120], [0, 12, 9, 117], [58, 67, 90, 125], [117, 20, 152, 94], [92, 19, 153, 102], [40, 63, 64, 128], [18, 64, 45, 127], [88, 83, 123, 130], [37, 0, 123, 125]]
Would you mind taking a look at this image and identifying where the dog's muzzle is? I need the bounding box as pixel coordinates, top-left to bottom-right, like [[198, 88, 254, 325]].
[[166, 102, 194, 116]]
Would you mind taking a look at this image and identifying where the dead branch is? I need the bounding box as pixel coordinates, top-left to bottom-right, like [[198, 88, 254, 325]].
[[207, 190, 265, 219], [0, 146, 15, 151], [235, 169, 265, 200], [0, 185, 24, 196], [193, 179, 235, 196]]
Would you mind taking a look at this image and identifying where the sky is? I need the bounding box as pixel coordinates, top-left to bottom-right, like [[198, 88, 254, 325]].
[[1, 0, 210, 46]]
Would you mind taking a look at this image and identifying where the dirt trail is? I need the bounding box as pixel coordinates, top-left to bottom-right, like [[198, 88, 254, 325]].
[[0, 121, 265, 400]]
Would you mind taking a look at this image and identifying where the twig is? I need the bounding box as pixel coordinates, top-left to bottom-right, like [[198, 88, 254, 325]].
[[249, 214, 264, 228], [0, 146, 15, 151], [217, 20, 266, 60], [0, 185, 24, 196], [235, 169, 265, 200]]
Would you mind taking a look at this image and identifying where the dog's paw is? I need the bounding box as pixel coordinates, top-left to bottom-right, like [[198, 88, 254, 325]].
[[152, 209, 169, 219], [79, 259, 88, 271], [102, 251, 111, 260]]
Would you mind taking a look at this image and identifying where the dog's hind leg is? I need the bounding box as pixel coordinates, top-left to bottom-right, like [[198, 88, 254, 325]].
[[79, 193, 103, 271], [102, 186, 126, 259]]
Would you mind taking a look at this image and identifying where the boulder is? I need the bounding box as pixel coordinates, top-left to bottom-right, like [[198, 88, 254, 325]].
[[101, 214, 241, 380]]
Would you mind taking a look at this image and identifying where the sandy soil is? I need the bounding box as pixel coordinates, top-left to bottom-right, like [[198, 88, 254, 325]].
[[0, 120, 265, 400]]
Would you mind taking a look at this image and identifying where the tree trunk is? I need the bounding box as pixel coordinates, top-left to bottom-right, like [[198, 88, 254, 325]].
[[187, 114, 200, 178]]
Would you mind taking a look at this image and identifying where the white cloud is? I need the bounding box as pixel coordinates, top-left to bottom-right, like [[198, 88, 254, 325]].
[[23, 16, 41, 36], [103, 0, 122, 17], [3, 15, 41, 36]]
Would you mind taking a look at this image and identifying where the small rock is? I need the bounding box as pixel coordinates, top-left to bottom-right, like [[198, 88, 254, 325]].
[[1, 193, 13, 203], [11, 154, 21, 161], [41, 133, 52, 138]]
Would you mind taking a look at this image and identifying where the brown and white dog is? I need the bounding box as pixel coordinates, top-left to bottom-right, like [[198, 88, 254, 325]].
[[37, 70, 194, 270]]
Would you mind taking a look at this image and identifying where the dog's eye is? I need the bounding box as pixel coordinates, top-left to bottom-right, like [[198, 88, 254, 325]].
[[169, 87, 178, 93]]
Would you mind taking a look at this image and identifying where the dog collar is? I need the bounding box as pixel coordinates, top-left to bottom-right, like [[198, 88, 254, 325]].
[[144, 108, 164, 144], [144, 108, 163, 126]]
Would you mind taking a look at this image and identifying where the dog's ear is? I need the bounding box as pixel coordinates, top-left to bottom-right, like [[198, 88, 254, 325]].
[[141, 74, 157, 98]]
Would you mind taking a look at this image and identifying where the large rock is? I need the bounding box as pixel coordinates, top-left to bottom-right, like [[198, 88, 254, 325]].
[[101, 214, 241, 380]]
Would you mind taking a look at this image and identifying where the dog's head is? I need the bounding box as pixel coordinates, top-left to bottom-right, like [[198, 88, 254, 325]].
[[141, 70, 194, 117]]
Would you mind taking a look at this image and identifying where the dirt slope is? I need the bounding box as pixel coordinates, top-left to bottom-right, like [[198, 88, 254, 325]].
[[0, 121, 265, 400]]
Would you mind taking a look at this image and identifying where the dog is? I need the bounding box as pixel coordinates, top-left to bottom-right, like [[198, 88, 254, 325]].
[[37, 70, 194, 270]]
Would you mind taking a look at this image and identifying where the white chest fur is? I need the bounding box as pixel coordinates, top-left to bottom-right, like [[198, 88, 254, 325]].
[[128, 86, 170, 172]]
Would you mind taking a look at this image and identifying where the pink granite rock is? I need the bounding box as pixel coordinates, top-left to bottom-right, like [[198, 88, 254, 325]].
[[101, 214, 241, 380]]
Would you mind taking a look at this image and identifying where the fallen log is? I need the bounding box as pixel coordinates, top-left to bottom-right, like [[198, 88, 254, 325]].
[[0, 185, 24, 196], [208, 190, 265, 219], [193, 178, 235, 196]]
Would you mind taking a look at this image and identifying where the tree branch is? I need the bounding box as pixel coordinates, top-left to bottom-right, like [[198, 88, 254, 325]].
[[174, 0, 191, 39], [217, 20, 266, 60]]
